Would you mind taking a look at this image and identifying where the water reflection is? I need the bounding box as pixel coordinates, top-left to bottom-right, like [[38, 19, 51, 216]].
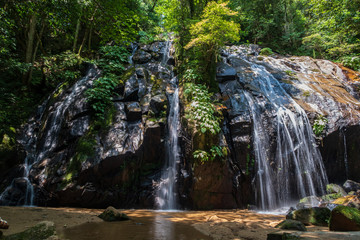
[[62, 211, 210, 240]]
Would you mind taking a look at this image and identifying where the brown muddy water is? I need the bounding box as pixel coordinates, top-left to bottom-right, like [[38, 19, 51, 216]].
[[61, 211, 211, 240], [0, 207, 287, 240]]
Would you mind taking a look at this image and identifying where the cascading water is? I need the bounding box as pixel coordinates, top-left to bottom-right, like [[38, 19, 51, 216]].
[[342, 128, 349, 179], [0, 66, 100, 206], [156, 83, 180, 210], [155, 40, 180, 210], [243, 62, 328, 210]]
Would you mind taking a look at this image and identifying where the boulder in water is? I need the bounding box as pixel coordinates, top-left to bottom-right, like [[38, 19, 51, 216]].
[[286, 207, 331, 226], [275, 219, 307, 231], [329, 205, 360, 231], [332, 195, 360, 209], [343, 180, 360, 193], [5, 221, 56, 240], [98, 206, 130, 222]]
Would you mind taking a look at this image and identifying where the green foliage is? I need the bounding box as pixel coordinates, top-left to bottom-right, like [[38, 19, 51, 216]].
[[185, 1, 240, 87], [183, 83, 222, 134], [341, 56, 360, 72], [193, 146, 227, 164], [86, 76, 118, 119], [259, 47, 273, 56], [42, 51, 84, 88], [86, 45, 129, 119], [313, 115, 328, 136]]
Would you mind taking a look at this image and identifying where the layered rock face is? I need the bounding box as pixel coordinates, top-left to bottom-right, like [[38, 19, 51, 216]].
[[0, 42, 175, 208], [1, 43, 359, 209], [216, 45, 360, 209]]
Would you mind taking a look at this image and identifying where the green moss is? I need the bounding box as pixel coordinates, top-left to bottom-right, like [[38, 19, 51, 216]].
[[333, 206, 360, 222], [119, 67, 135, 85], [321, 193, 342, 202], [285, 70, 296, 76], [302, 90, 311, 97]]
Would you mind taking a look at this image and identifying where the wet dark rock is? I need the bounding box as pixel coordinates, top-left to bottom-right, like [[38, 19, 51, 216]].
[[329, 205, 360, 231], [123, 74, 139, 101], [216, 62, 237, 82], [275, 219, 307, 231], [286, 207, 331, 226], [5, 221, 57, 240], [70, 116, 90, 137], [125, 102, 142, 122], [150, 94, 167, 116], [343, 180, 360, 193], [98, 206, 130, 221], [132, 50, 152, 64]]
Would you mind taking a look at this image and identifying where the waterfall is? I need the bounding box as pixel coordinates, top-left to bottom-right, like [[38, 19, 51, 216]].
[[156, 82, 180, 210], [0, 66, 100, 206], [244, 63, 328, 210], [129, 43, 138, 65]]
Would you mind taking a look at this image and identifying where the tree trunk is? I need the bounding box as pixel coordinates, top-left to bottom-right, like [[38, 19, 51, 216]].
[[73, 17, 81, 53], [23, 14, 37, 85], [25, 14, 37, 63], [28, 22, 45, 85], [78, 27, 89, 55]]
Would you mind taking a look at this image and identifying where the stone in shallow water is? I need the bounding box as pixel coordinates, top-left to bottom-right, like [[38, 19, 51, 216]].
[[5, 221, 56, 240], [275, 219, 307, 231], [98, 206, 130, 222], [286, 207, 331, 226], [329, 205, 360, 231]]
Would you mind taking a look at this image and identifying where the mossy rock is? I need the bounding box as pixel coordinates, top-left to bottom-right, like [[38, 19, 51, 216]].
[[98, 206, 130, 222], [286, 207, 330, 226], [326, 184, 347, 196], [5, 221, 56, 240], [329, 205, 360, 231], [299, 195, 321, 205], [275, 219, 307, 231], [321, 193, 342, 202]]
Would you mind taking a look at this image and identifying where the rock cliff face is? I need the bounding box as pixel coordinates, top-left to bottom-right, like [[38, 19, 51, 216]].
[[0, 41, 175, 208], [215, 45, 360, 209], [1, 43, 359, 209]]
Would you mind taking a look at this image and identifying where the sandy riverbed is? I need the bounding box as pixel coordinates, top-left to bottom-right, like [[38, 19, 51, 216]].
[[0, 206, 328, 239]]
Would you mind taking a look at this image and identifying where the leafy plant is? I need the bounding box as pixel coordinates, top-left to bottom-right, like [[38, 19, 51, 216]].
[[341, 56, 360, 72], [260, 47, 273, 56], [193, 146, 227, 164], [313, 115, 328, 136], [183, 83, 222, 134], [86, 45, 130, 120]]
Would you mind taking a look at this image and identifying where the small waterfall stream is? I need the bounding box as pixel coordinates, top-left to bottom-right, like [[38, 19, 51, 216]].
[[243, 62, 328, 210], [0, 66, 100, 206], [155, 40, 180, 210]]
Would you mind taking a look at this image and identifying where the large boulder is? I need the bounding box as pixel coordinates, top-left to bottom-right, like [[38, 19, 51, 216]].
[[132, 50, 152, 64], [275, 219, 307, 231], [329, 205, 360, 231], [343, 180, 360, 193], [216, 62, 237, 82], [327, 184, 347, 196], [98, 206, 130, 222], [286, 207, 331, 226]]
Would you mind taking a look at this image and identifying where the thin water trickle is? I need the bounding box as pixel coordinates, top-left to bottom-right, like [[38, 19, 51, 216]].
[[128, 43, 137, 65]]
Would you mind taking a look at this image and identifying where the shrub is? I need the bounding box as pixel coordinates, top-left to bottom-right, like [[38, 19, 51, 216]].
[[260, 47, 274, 56]]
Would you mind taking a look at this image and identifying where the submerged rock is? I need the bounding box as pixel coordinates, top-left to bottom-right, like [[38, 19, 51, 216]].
[[275, 219, 307, 231], [5, 221, 56, 240], [329, 205, 360, 231], [286, 207, 331, 226], [98, 206, 130, 222]]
